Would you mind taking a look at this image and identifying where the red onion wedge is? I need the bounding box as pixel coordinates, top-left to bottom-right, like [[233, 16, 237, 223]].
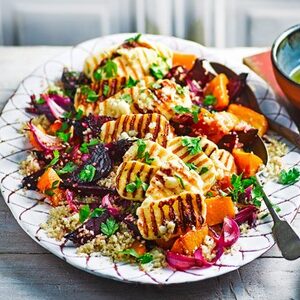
[[221, 217, 240, 248], [29, 121, 63, 151], [65, 189, 78, 213], [44, 94, 67, 119], [166, 251, 196, 270]]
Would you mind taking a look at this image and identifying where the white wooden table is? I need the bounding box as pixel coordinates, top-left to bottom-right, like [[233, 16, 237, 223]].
[[0, 46, 299, 300]]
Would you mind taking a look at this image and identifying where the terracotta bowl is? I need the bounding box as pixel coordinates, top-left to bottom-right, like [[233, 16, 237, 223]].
[[271, 24, 300, 109]]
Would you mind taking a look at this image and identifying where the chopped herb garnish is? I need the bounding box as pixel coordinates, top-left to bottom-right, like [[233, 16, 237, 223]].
[[120, 93, 132, 104], [103, 84, 109, 97], [35, 97, 45, 105], [185, 162, 197, 171], [206, 191, 214, 197], [176, 85, 187, 95], [125, 76, 139, 88], [93, 68, 102, 81], [199, 167, 209, 175], [125, 176, 148, 193], [75, 109, 83, 120], [150, 63, 164, 80], [56, 131, 71, 143], [182, 136, 202, 155], [137, 139, 146, 159], [62, 111, 73, 119], [48, 150, 60, 167], [44, 180, 60, 197], [79, 205, 105, 223], [172, 105, 200, 123], [81, 86, 98, 103], [175, 175, 185, 188], [90, 207, 106, 218], [101, 217, 119, 237], [125, 33, 142, 43], [230, 173, 244, 202], [120, 248, 153, 264], [102, 60, 118, 78], [78, 164, 96, 182], [203, 94, 217, 106], [278, 167, 300, 185], [56, 162, 77, 175], [144, 151, 154, 165], [79, 204, 90, 223], [80, 139, 100, 154]]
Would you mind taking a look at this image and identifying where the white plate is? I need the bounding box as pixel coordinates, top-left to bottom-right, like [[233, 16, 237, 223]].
[[0, 34, 299, 284]]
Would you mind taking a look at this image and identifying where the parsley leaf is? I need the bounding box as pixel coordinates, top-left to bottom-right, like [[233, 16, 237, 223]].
[[150, 63, 164, 80], [90, 207, 106, 218], [175, 175, 185, 188], [203, 95, 217, 106], [172, 105, 200, 123], [81, 86, 98, 103], [119, 248, 153, 264], [126, 176, 148, 193], [35, 97, 45, 105], [137, 139, 146, 159], [78, 165, 96, 182], [79, 204, 90, 223], [44, 180, 60, 197], [48, 150, 60, 167], [125, 33, 142, 43], [103, 84, 109, 97], [56, 131, 71, 143], [278, 167, 300, 185], [144, 151, 154, 165], [120, 93, 132, 104], [75, 109, 83, 120], [101, 218, 119, 237], [185, 162, 197, 171], [80, 139, 100, 154], [230, 173, 244, 202], [56, 162, 77, 175], [199, 167, 209, 175], [182, 137, 202, 155], [125, 76, 139, 88], [102, 60, 118, 78]]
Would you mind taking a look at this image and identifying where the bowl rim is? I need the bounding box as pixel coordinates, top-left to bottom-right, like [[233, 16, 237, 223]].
[[271, 23, 300, 88]]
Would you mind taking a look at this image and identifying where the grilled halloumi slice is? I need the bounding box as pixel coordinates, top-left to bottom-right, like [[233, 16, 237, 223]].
[[97, 79, 192, 119], [145, 160, 204, 201], [210, 149, 237, 179], [123, 140, 177, 167], [83, 38, 173, 80], [74, 77, 128, 115], [167, 136, 216, 193], [100, 113, 174, 147], [115, 161, 158, 201], [137, 192, 206, 240]]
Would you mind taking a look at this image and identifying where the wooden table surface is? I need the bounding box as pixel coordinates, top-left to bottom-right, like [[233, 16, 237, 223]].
[[0, 46, 299, 300]]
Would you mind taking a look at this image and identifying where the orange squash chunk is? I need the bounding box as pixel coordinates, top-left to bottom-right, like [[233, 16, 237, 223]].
[[205, 196, 235, 226], [227, 104, 268, 136], [204, 73, 229, 110], [232, 148, 263, 178], [37, 168, 61, 193], [172, 51, 197, 70], [130, 240, 146, 256], [171, 225, 208, 255]]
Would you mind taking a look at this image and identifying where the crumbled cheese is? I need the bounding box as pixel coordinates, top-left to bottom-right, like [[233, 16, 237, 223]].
[[144, 133, 153, 140], [148, 122, 156, 129], [128, 130, 138, 137], [105, 98, 132, 117]]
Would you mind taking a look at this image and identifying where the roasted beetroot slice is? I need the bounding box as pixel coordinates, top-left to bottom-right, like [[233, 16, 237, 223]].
[[186, 59, 215, 88], [26, 95, 55, 121], [218, 132, 239, 152], [65, 211, 110, 245], [61, 182, 117, 197], [227, 73, 248, 101], [105, 139, 134, 164], [164, 65, 188, 86], [170, 114, 193, 136], [61, 67, 90, 100], [22, 169, 44, 190]]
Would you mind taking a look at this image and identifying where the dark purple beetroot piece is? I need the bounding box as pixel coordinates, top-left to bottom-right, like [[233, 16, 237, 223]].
[[234, 205, 258, 227], [65, 211, 109, 245], [22, 169, 45, 190], [227, 73, 248, 101], [105, 139, 134, 164], [170, 114, 193, 136], [164, 65, 188, 86], [61, 68, 90, 99], [218, 132, 239, 152]]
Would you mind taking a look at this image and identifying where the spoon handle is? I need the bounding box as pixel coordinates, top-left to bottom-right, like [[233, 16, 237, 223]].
[[256, 175, 300, 260]]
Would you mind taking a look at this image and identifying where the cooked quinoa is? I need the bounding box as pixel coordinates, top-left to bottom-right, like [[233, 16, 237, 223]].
[[19, 152, 40, 176]]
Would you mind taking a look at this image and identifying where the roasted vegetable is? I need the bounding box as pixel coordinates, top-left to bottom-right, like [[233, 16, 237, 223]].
[[227, 104, 268, 136], [172, 52, 197, 70], [205, 196, 235, 226], [232, 148, 263, 178]]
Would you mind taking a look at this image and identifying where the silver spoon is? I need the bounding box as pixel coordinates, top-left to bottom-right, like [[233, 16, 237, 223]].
[[210, 61, 300, 260]]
